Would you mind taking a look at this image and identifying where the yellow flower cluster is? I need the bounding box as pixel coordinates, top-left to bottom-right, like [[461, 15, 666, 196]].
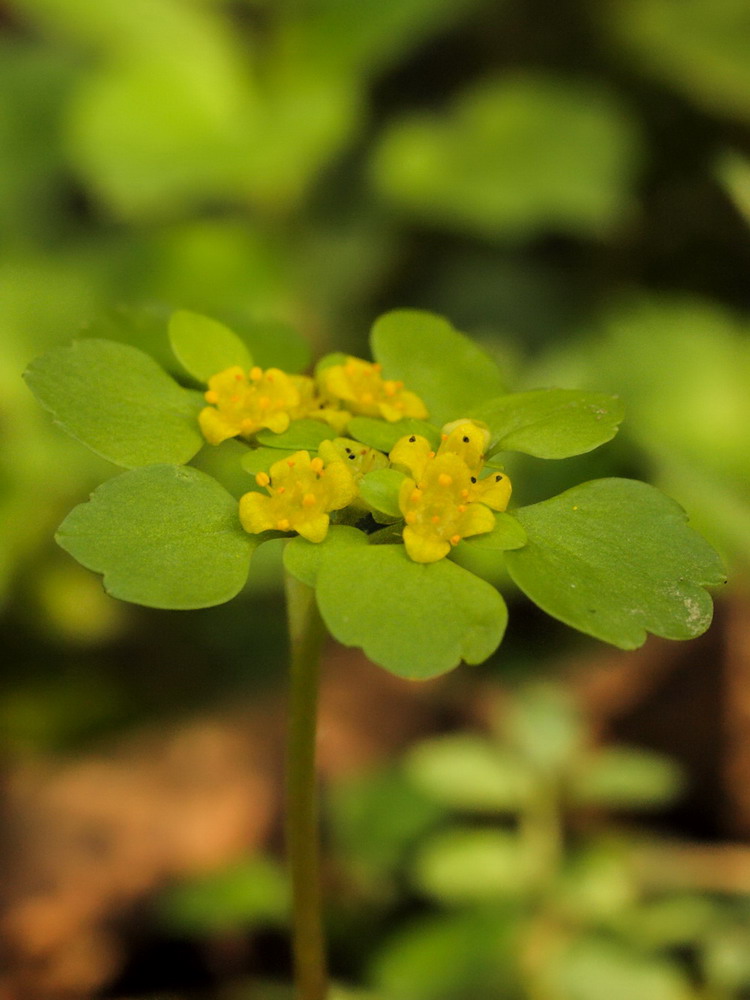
[[237, 419, 511, 564], [199, 357, 428, 446], [390, 421, 512, 563]]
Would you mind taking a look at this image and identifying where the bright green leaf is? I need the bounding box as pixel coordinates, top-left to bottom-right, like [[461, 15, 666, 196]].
[[256, 420, 337, 451], [315, 544, 507, 678], [463, 512, 527, 551], [359, 468, 407, 519], [283, 526, 368, 588], [570, 747, 684, 809], [24, 339, 204, 468], [241, 447, 296, 478], [348, 416, 441, 453], [505, 479, 726, 649], [371, 310, 506, 425], [406, 735, 535, 812], [168, 309, 252, 383], [56, 465, 255, 609], [474, 389, 625, 459], [414, 828, 536, 902]]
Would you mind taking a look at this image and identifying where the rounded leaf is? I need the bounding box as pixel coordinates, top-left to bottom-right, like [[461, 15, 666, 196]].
[[24, 339, 204, 468], [168, 309, 253, 383], [505, 479, 726, 648], [56, 465, 255, 609], [315, 543, 508, 678]]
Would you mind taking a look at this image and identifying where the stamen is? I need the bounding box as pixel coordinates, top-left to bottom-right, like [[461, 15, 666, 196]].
[[276, 518, 290, 531], [259, 396, 270, 409], [302, 493, 317, 508], [410, 489, 423, 502], [441, 433, 448, 441], [286, 459, 296, 468], [428, 451, 436, 458], [255, 472, 270, 487], [431, 515, 440, 524], [405, 512, 417, 524], [310, 457, 324, 473], [277, 486, 286, 494], [361, 392, 374, 404], [204, 390, 219, 404], [234, 372, 244, 381], [461, 489, 470, 499], [457, 504, 467, 513], [250, 367, 263, 381], [438, 473, 453, 487], [450, 534, 461, 546]]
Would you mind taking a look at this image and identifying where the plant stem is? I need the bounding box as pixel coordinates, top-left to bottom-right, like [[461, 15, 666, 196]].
[[284, 572, 329, 1000]]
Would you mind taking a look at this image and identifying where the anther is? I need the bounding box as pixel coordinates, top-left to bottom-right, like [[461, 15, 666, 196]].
[[438, 473, 453, 487], [310, 457, 324, 473], [204, 390, 219, 404], [461, 489, 470, 499], [286, 459, 296, 468], [410, 489, 422, 502], [302, 493, 317, 508], [234, 372, 244, 381], [259, 396, 270, 409], [384, 382, 397, 397], [457, 504, 467, 513], [441, 433, 448, 441], [277, 486, 286, 494], [250, 367, 263, 381], [276, 518, 290, 531], [428, 451, 436, 458], [255, 472, 270, 487], [361, 392, 374, 404], [431, 515, 440, 524], [405, 512, 417, 524], [450, 534, 461, 546]]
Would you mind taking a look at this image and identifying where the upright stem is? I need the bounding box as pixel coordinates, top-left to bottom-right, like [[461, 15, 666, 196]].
[[284, 572, 328, 1000]]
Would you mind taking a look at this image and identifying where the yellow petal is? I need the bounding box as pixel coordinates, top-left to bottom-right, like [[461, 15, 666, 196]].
[[456, 502, 496, 538], [320, 460, 358, 509], [389, 434, 433, 480], [199, 406, 242, 445], [295, 513, 330, 543], [402, 526, 450, 563], [239, 491, 276, 535], [473, 472, 512, 511]]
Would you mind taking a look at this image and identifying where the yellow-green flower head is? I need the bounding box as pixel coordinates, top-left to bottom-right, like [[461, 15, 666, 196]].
[[239, 450, 357, 543], [199, 365, 309, 445], [390, 430, 512, 563], [318, 356, 429, 422], [438, 419, 491, 471], [292, 377, 352, 434], [319, 437, 390, 512]]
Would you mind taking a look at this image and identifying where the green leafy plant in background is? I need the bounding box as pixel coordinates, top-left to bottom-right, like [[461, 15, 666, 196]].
[[25, 309, 724, 1000]]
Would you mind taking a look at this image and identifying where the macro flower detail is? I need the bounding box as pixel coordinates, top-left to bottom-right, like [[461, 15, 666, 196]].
[[319, 356, 429, 422], [239, 450, 357, 543], [391, 420, 512, 563], [199, 365, 310, 445]]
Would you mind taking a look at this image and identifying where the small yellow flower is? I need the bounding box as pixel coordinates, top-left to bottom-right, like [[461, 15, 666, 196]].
[[390, 420, 512, 563], [289, 376, 352, 433], [318, 356, 428, 422], [199, 366, 305, 445], [319, 438, 389, 512], [239, 450, 357, 543]]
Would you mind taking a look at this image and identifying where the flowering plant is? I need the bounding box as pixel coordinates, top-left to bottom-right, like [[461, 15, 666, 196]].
[[25, 307, 724, 679], [25, 307, 725, 1000]]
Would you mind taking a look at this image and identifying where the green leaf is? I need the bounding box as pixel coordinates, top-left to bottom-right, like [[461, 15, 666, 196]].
[[348, 416, 441, 452], [570, 747, 684, 809], [315, 544, 507, 678], [168, 309, 252, 383], [505, 479, 726, 649], [241, 447, 296, 478], [462, 512, 527, 551], [256, 420, 337, 451], [359, 468, 407, 519], [242, 319, 312, 373], [157, 856, 289, 933], [283, 526, 368, 588], [406, 735, 535, 812], [473, 389, 625, 459], [371, 310, 506, 425], [372, 75, 639, 239], [414, 828, 536, 902], [24, 339, 204, 468], [56, 465, 255, 609]]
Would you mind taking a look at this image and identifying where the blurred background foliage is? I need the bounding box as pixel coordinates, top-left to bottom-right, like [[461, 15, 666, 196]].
[[2, 0, 750, 996]]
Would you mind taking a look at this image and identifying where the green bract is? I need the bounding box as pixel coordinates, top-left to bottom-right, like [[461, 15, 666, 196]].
[[25, 308, 725, 678]]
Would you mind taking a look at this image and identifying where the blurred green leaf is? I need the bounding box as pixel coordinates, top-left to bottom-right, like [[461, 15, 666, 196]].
[[371, 909, 520, 1000], [57, 465, 255, 608], [315, 544, 508, 678], [24, 338, 204, 468], [406, 734, 535, 812], [168, 309, 252, 382], [415, 828, 536, 902], [371, 310, 506, 426], [506, 479, 726, 648], [240, 319, 313, 374], [158, 855, 289, 933], [614, 0, 750, 120], [543, 937, 695, 1000], [558, 842, 638, 923], [474, 389, 624, 459], [359, 469, 407, 519], [505, 683, 584, 773], [570, 747, 684, 809], [372, 75, 639, 239]]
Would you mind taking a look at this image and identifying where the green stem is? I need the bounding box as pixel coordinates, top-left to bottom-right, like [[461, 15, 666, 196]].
[[284, 572, 329, 1000]]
